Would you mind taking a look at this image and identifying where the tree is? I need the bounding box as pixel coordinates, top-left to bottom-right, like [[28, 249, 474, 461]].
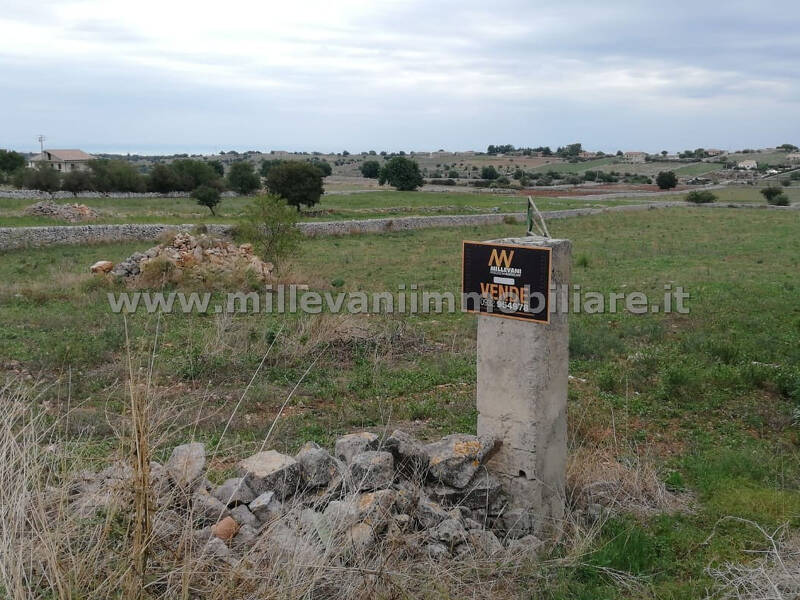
[[233, 194, 302, 264], [192, 185, 221, 215], [89, 159, 146, 192], [447, 169, 459, 179], [0, 149, 25, 173], [260, 159, 284, 178], [61, 170, 94, 195], [360, 160, 380, 178], [481, 165, 499, 180], [13, 164, 60, 192], [265, 160, 324, 210], [655, 171, 678, 190], [778, 143, 798, 152], [208, 159, 225, 177], [148, 163, 180, 193], [310, 159, 332, 176], [761, 186, 789, 205], [227, 161, 261, 195], [378, 156, 424, 191]]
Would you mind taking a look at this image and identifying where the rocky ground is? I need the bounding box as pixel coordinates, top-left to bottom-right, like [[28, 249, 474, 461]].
[[99, 232, 274, 282], [70, 431, 547, 565], [24, 200, 98, 222]]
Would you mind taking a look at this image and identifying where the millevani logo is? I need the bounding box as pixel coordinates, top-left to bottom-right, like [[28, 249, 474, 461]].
[[462, 241, 551, 323]]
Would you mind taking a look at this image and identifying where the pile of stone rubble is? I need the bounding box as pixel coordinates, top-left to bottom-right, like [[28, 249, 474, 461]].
[[69, 431, 544, 563], [24, 200, 98, 222], [108, 232, 273, 281]]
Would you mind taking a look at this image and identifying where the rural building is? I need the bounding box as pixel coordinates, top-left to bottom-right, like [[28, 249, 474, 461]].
[[737, 159, 758, 170], [705, 149, 725, 156], [787, 152, 800, 163], [622, 151, 647, 163], [578, 151, 598, 159], [28, 149, 95, 172]]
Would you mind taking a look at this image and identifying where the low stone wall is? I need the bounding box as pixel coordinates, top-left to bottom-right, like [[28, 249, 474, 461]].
[[0, 202, 795, 252]]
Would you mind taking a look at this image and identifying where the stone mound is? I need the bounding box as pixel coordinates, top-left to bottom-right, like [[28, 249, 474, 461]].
[[69, 430, 547, 563], [24, 200, 98, 222], [110, 232, 274, 281]]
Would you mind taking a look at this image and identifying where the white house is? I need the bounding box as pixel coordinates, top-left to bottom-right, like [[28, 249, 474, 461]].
[[787, 153, 800, 163], [737, 159, 758, 170], [622, 151, 647, 163], [28, 149, 95, 172]]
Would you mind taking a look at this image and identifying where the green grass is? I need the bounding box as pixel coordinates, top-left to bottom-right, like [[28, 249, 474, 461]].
[[0, 190, 649, 227], [1, 207, 799, 597]]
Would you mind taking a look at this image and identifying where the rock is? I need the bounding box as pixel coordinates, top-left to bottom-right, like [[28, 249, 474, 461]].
[[192, 490, 231, 525], [295, 442, 340, 488], [230, 504, 259, 529], [232, 524, 258, 550], [239, 450, 300, 500], [416, 495, 450, 529], [424, 434, 497, 489], [345, 522, 376, 552], [424, 542, 449, 559], [166, 443, 206, 491], [505, 534, 544, 556], [355, 489, 397, 531], [90, 260, 114, 274], [24, 200, 98, 222], [249, 491, 283, 523], [586, 503, 604, 523], [428, 470, 502, 509], [111, 252, 147, 278], [469, 529, 504, 556], [151, 509, 183, 544], [349, 451, 394, 490], [430, 518, 468, 547], [211, 516, 239, 541], [323, 499, 359, 530], [496, 508, 535, 539], [387, 513, 412, 536], [384, 430, 429, 473], [335, 432, 379, 463], [203, 536, 233, 560], [266, 522, 322, 562], [212, 477, 255, 506]]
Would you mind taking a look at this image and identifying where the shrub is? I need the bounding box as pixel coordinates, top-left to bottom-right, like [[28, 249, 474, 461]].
[[12, 164, 61, 192], [0, 149, 25, 173], [480, 165, 499, 180], [360, 160, 380, 179], [761, 186, 790, 205], [227, 161, 261, 195], [233, 194, 302, 264], [192, 184, 222, 215], [378, 157, 424, 191], [655, 171, 678, 190], [781, 179, 792, 187], [447, 169, 459, 179], [685, 190, 717, 204], [310, 159, 332, 177], [89, 159, 146, 192], [265, 161, 324, 210]]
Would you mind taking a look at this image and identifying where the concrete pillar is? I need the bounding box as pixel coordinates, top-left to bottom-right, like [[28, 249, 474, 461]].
[[476, 235, 570, 534]]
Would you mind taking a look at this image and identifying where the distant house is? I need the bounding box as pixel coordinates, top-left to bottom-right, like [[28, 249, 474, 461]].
[[737, 159, 758, 170], [28, 149, 95, 172], [787, 153, 800, 163], [578, 151, 598, 159], [622, 151, 647, 163], [705, 149, 725, 156]]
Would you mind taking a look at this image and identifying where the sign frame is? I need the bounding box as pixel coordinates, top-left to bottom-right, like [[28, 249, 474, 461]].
[[461, 240, 553, 324]]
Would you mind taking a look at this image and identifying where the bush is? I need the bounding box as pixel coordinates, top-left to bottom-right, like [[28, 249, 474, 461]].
[[192, 184, 222, 215], [233, 194, 302, 264], [89, 159, 146, 192], [781, 179, 792, 187], [655, 171, 678, 190], [428, 179, 456, 186], [480, 165, 499, 180], [685, 190, 717, 204], [360, 160, 380, 179], [447, 169, 459, 179], [265, 161, 324, 210], [378, 157, 424, 191], [61, 170, 94, 195], [0, 149, 25, 174], [260, 159, 284, 178], [227, 161, 261, 195], [310, 159, 332, 177], [761, 186, 790, 205], [12, 164, 61, 192]]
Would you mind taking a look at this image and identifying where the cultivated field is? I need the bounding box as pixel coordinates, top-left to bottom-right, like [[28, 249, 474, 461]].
[[1, 207, 799, 597]]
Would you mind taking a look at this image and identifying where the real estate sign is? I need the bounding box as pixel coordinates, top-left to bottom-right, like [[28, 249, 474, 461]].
[[462, 240, 551, 323]]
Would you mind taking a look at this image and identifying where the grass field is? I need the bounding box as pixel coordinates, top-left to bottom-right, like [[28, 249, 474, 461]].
[[1, 206, 799, 597], [0, 190, 649, 227]]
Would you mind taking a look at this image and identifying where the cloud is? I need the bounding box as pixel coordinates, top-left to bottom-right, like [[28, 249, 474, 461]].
[[1, 0, 798, 152]]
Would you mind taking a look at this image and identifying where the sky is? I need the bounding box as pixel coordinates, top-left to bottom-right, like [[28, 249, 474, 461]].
[[1, 0, 798, 155]]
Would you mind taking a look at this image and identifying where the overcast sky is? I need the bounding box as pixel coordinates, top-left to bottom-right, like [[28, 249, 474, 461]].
[[1, 0, 798, 154]]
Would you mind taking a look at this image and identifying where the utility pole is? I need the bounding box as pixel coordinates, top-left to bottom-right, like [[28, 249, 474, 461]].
[[37, 134, 46, 154]]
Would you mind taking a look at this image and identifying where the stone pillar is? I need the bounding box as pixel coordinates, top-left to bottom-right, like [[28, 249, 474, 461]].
[[476, 235, 570, 535]]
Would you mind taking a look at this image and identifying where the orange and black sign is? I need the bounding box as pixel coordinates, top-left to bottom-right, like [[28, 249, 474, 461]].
[[462, 241, 551, 323]]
